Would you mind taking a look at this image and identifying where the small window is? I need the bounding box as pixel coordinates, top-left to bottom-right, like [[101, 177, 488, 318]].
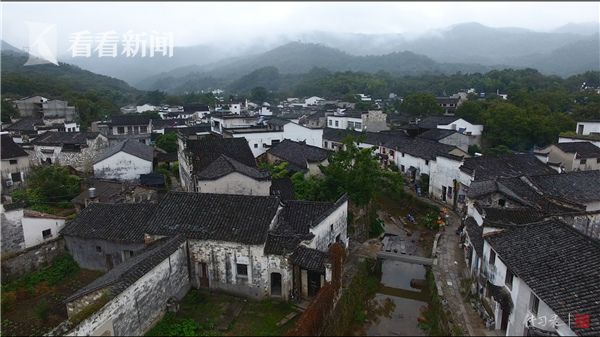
[[330, 224, 334, 232], [581, 159, 587, 165], [335, 121, 339, 127], [425, 160, 430, 165], [328, 120, 332, 126], [117, 126, 125, 134], [140, 126, 148, 133], [96, 246, 102, 253], [271, 139, 280, 145], [324, 141, 328, 148], [489, 249, 496, 265], [529, 293, 540, 316], [254, 144, 258, 148], [123, 250, 134, 260], [236, 263, 248, 277], [597, 158, 600, 164], [400, 165, 405, 172], [498, 199, 506, 207], [402, 153, 405, 157], [42, 229, 52, 239], [9, 159, 17, 165], [11, 172, 21, 182], [505, 270, 514, 290]]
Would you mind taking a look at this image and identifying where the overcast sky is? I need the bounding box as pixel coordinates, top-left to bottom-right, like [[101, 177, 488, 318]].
[[2, 1, 599, 50]]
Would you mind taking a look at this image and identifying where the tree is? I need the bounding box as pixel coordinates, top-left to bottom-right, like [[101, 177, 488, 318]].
[[12, 165, 81, 212], [250, 86, 269, 104], [258, 161, 289, 179], [155, 133, 178, 153], [1, 99, 19, 123], [400, 93, 443, 116]]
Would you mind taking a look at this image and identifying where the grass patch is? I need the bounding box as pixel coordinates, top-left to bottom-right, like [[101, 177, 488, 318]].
[[2, 253, 79, 293]]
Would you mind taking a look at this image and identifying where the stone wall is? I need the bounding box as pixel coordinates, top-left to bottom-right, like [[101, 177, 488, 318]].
[[1, 237, 65, 280], [66, 241, 190, 336], [64, 235, 146, 272], [1, 207, 25, 253]]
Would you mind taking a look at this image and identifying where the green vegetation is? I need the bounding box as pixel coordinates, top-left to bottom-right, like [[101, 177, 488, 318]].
[[418, 269, 458, 336], [2, 254, 80, 292], [68, 293, 110, 326], [258, 161, 289, 179], [397, 93, 443, 116], [322, 259, 381, 335], [146, 289, 297, 336], [11, 165, 80, 214], [156, 132, 178, 153], [34, 300, 50, 321], [1, 98, 19, 122]]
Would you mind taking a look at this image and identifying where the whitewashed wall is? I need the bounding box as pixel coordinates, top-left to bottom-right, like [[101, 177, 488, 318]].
[[283, 122, 323, 148], [196, 172, 271, 196], [22, 215, 65, 249], [93, 152, 153, 181]]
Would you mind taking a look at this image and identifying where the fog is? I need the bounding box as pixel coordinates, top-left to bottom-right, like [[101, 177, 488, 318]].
[[2, 1, 599, 51]]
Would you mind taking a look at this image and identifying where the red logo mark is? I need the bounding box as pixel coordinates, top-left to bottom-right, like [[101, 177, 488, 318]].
[[574, 314, 590, 329]]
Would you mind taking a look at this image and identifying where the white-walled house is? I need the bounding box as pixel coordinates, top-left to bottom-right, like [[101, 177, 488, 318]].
[[305, 96, 325, 106], [327, 113, 363, 131], [283, 122, 323, 148], [93, 139, 154, 181], [1, 204, 66, 254], [31, 132, 109, 172], [536, 142, 600, 172], [575, 120, 600, 136], [559, 120, 600, 148], [1, 135, 31, 195], [224, 129, 284, 157]]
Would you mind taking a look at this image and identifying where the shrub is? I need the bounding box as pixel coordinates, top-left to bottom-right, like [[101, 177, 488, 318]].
[[1, 291, 17, 311], [35, 300, 50, 321]]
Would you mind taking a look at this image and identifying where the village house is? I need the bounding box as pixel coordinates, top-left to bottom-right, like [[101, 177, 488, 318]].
[[3, 117, 45, 143], [1, 134, 31, 195], [463, 218, 600, 337], [436, 97, 460, 115], [558, 120, 600, 148], [93, 139, 154, 181], [178, 136, 270, 195], [536, 142, 600, 171], [210, 112, 258, 135], [259, 139, 330, 176], [92, 115, 153, 146], [417, 128, 473, 152], [415, 116, 484, 147], [326, 110, 388, 133], [1, 203, 67, 254], [14, 96, 77, 122], [57, 191, 348, 335], [71, 179, 159, 212], [31, 131, 109, 172]]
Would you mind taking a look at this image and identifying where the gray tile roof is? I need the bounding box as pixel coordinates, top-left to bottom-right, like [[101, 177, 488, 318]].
[[485, 220, 600, 336], [109, 115, 152, 126], [64, 235, 186, 303], [94, 139, 154, 164], [482, 207, 546, 225], [267, 139, 330, 172], [554, 142, 600, 159], [186, 136, 257, 175], [196, 154, 270, 181], [416, 116, 460, 129], [460, 154, 557, 182], [71, 180, 128, 205], [417, 128, 457, 141], [61, 203, 156, 243], [290, 246, 328, 273], [32, 131, 100, 146], [146, 192, 280, 245], [1, 134, 28, 159], [4, 118, 44, 131], [529, 171, 600, 205], [270, 177, 296, 201]]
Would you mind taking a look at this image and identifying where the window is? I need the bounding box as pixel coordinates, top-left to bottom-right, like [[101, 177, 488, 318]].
[[117, 126, 125, 134], [355, 122, 362, 130], [324, 141, 328, 148], [580, 159, 587, 165], [236, 263, 248, 277], [254, 143, 258, 148], [42, 229, 52, 240], [328, 120, 332, 126], [505, 270, 514, 290], [271, 139, 280, 145], [140, 126, 147, 133], [123, 250, 134, 260], [448, 187, 453, 198], [400, 165, 405, 172], [11, 172, 21, 182], [498, 199, 506, 207], [425, 160, 430, 165], [597, 158, 600, 164], [9, 159, 17, 165], [330, 224, 334, 232], [402, 153, 405, 157], [96, 246, 102, 253], [529, 293, 540, 316], [335, 120, 339, 127], [489, 249, 496, 265]]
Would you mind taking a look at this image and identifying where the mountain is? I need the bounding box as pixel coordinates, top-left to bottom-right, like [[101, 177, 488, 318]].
[[140, 42, 492, 93], [553, 22, 600, 35], [1, 51, 139, 99]]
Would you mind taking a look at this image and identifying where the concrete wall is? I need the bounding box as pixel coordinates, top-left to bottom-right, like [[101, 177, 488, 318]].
[[1, 238, 66, 280], [307, 199, 348, 251], [558, 136, 600, 148], [576, 121, 600, 135], [438, 118, 483, 136], [283, 122, 323, 148], [67, 241, 190, 336], [326, 116, 362, 131], [429, 156, 464, 207], [93, 152, 153, 181], [64, 236, 146, 272], [230, 131, 284, 157], [196, 172, 271, 196], [22, 214, 65, 249], [188, 240, 291, 300], [438, 132, 472, 152]]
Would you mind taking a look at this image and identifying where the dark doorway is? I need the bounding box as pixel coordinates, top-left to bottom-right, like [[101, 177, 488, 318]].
[[442, 186, 447, 202], [105, 255, 114, 270], [198, 262, 209, 288], [307, 271, 322, 297], [271, 272, 282, 296], [501, 309, 509, 331]]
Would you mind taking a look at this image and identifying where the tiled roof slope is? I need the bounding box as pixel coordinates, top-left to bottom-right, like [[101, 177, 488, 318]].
[[65, 235, 186, 302], [267, 139, 330, 172], [32, 131, 100, 146], [94, 139, 154, 164], [109, 115, 151, 126], [555, 142, 600, 159], [290, 246, 329, 273], [270, 177, 296, 201], [186, 137, 257, 174], [464, 217, 483, 256], [529, 171, 600, 205], [460, 154, 556, 181], [482, 207, 546, 225], [146, 192, 280, 245], [1, 134, 28, 159], [4, 118, 44, 131], [196, 154, 270, 180], [61, 203, 156, 243], [416, 128, 457, 141], [485, 220, 600, 336], [416, 116, 459, 129]]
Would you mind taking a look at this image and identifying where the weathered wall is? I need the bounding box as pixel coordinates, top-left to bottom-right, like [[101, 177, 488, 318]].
[[67, 242, 190, 336], [188, 240, 291, 300], [1, 208, 25, 253], [308, 200, 348, 252], [32, 136, 109, 172], [22, 214, 65, 248], [1, 237, 65, 280], [362, 110, 389, 133], [429, 156, 464, 207], [283, 122, 324, 148], [93, 152, 153, 181], [1, 156, 31, 194], [64, 236, 146, 272], [231, 131, 284, 157], [196, 172, 271, 196]]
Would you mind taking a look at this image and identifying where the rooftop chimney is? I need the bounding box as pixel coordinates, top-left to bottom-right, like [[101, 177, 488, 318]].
[[88, 187, 96, 199]]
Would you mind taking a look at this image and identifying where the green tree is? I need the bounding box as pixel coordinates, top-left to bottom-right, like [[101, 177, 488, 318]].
[[400, 93, 443, 116], [258, 161, 289, 179], [1, 99, 19, 123], [155, 133, 178, 153], [12, 165, 81, 212], [250, 86, 269, 104]]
